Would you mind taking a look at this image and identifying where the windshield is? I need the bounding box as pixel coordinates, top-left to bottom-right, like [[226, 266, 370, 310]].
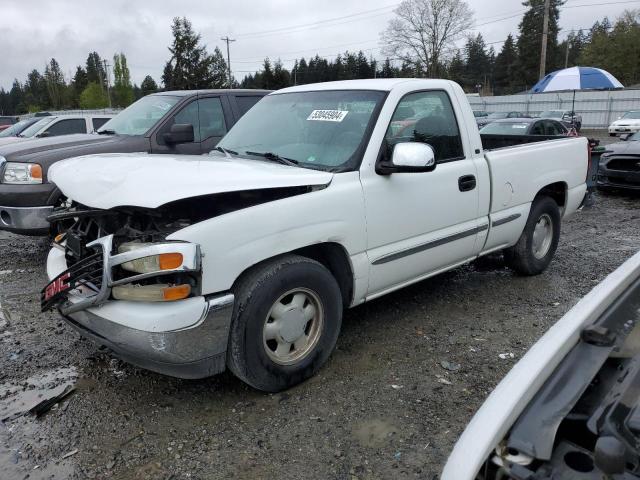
[[487, 112, 509, 119], [622, 111, 640, 120], [480, 122, 530, 135], [217, 90, 386, 171], [540, 110, 563, 118], [19, 117, 55, 137], [0, 119, 31, 137], [97, 95, 181, 135]]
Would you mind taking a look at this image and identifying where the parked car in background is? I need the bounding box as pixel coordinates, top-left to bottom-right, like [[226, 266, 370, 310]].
[[0, 116, 18, 132], [0, 114, 115, 146], [473, 110, 489, 119], [608, 110, 640, 136], [442, 249, 640, 480], [598, 131, 640, 190], [41, 79, 588, 392], [480, 118, 570, 137], [539, 109, 582, 131], [0, 117, 41, 138], [476, 111, 528, 128], [0, 89, 270, 235]]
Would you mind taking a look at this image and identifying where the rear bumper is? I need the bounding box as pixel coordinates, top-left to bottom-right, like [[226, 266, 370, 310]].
[[0, 205, 52, 234], [62, 293, 234, 379]]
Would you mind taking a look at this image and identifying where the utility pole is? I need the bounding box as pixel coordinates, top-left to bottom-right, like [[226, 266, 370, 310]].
[[103, 59, 112, 109], [539, 0, 551, 80], [221, 36, 236, 88], [564, 31, 573, 68]]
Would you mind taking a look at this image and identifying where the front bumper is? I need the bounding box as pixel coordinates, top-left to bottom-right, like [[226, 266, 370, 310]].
[[63, 293, 234, 379], [609, 125, 640, 134], [0, 205, 53, 234], [45, 235, 235, 379]]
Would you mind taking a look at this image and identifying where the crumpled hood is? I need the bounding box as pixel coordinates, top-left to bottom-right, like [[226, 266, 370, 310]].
[[49, 152, 334, 210]]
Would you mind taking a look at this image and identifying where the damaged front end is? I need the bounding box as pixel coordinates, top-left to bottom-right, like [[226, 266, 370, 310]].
[[40, 199, 242, 379]]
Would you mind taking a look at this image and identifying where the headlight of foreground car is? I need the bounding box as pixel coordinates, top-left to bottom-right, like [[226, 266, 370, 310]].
[[2, 162, 43, 184], [118, 242, 184, 274]]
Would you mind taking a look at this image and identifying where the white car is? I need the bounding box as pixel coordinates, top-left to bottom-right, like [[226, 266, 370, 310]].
[[42, 79, 588, 392], [442, 249, 640, 479], [608, 110, 640, 136], [0, 114, 114, 146]]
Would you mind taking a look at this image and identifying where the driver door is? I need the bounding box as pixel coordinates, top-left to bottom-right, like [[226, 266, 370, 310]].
[[360, 90, 483, 296]]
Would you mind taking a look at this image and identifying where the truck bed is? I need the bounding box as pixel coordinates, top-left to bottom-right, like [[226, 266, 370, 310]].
[[480, 133, 569, 151]]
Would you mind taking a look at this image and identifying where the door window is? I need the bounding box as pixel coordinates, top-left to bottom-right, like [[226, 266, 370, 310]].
[[531, 121, 545, 135], [158, 100, 200, 144], [385, 91, 464, 163], [198, 97, 227, 141], [45, 118, 87, 136], [235, 96, 263, 116], [92, 118, 110, 131]]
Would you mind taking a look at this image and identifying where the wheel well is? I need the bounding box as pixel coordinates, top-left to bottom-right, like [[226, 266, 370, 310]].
[[536, 182, 567, 208], [291, 243, 354, 307]]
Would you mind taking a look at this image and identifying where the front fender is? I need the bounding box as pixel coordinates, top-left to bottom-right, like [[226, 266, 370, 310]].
[[167, 172, 367, 296]]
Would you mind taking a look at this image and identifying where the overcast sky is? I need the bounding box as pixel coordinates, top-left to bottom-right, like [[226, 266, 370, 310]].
[[0, 0, 636, 90]]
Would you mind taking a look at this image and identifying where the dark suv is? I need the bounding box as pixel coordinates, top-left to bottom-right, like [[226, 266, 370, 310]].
[[0, 89, 270, 235]]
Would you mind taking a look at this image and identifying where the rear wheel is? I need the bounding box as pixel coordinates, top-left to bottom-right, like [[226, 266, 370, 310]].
[[504, 196, 561, 275], [227, 255, 343, 392]]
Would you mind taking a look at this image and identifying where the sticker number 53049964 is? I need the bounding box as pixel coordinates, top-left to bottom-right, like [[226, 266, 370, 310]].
[[307, 110, 349, 122]]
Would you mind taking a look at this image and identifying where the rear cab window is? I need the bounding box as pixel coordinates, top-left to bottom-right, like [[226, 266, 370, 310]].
[[385, 90, 464, 163]]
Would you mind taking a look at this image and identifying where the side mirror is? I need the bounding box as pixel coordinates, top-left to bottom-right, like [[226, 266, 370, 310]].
[[36, 131, 51, 138], [620, 133, 631, 141], [377, 142, 436, 175], [163, 124, 194, 145]]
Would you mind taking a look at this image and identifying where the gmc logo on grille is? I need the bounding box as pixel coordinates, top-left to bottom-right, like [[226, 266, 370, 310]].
[[44, 273, 71, 301]]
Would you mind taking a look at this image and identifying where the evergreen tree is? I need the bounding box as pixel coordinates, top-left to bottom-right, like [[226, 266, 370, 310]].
[[86, 52, 106, 88], [210, 47, 230, 88], [464, 34, 491, 91], [516, 0, 565, 89], [162, 17, 219, 89], [140, 76, 158, 96], [447, 50, 466, 87], [494, 34, 519, 94], [43, 58, 66, 109], [24, 69, 48, 111]]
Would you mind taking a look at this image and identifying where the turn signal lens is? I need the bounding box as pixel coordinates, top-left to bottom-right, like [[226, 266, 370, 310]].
[[162, 284, 191, 301], [158, 253, 183, 271], [112, 283, 191, 302]]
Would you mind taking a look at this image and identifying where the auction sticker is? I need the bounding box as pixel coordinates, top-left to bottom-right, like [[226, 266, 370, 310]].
[[307, 110, 349, 122]]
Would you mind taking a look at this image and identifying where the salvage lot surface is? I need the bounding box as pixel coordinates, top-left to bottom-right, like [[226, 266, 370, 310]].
[[1, 190, 639, 479]]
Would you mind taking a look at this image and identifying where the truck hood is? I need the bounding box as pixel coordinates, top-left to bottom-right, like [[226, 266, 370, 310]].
[[49, 152, 334, 209], [0, 134, 116, 160]]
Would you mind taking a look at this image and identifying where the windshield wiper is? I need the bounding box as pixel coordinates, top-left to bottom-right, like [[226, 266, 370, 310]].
[[97, 129, 116, 135], [214, 146, 238, 157], [245, 151, 299, 166]]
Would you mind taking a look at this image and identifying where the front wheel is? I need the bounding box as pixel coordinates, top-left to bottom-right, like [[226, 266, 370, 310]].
[[504, 196, 561, 275], [227, 255, 343, 392]]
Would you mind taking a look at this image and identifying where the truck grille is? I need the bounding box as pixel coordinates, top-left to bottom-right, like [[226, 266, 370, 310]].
[[41, 249, 105, 312], [606, 157, 640, 172]]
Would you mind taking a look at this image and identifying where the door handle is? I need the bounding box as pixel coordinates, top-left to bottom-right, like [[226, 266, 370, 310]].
[[458, 175, 476, 192]]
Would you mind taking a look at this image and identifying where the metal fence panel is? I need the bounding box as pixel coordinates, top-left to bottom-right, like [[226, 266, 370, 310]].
[[468, 89, 640, 128]]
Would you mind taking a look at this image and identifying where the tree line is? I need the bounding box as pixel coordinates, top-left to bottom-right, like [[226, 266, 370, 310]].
[[1, 2, 638, 115]]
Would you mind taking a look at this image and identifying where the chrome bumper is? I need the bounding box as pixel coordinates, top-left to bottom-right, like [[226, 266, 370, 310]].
[[0, 205, 52, 232], [63, 293, 235, 379]]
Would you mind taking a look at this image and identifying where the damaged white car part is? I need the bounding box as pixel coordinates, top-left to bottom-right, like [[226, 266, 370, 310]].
[[442, 249, 640, 479], [42, 79, 589, 392]]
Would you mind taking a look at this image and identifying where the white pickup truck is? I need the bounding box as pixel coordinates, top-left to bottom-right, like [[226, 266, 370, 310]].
[[42, 79, 589, 392]]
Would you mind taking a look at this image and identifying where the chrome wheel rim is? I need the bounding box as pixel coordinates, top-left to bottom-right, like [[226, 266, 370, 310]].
[[263, 288, 324, 365], [532, 213, 553, 259]]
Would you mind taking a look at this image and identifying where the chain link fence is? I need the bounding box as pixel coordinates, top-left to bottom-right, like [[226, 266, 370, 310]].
[[467, 89, 640, 129]]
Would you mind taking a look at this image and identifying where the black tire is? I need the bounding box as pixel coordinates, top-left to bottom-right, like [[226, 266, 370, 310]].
[[609, 133, 616, 137], [227, 255, 343, 392], [576, 122, 582, 132], [504, 196, 561, 276]]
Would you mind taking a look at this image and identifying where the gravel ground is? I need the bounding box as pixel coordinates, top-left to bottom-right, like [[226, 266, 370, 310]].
[[1, 186, 639, 480]]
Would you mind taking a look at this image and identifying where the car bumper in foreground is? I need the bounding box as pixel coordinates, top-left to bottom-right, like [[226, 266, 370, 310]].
[[0, 205, 53, 234], [62, 293, 234, 379]]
